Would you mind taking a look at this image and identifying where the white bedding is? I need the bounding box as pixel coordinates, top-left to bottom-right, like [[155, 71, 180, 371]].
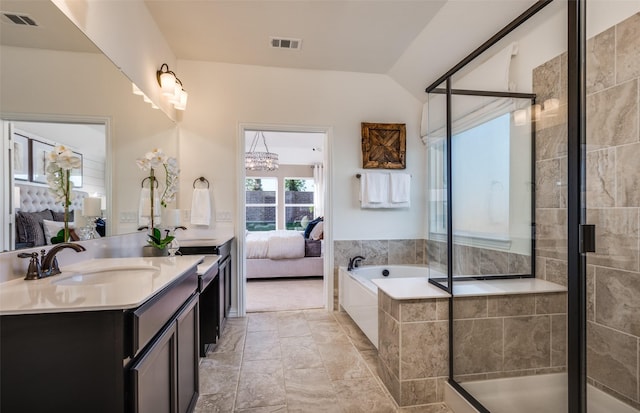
[[246, 230, 305, 259]]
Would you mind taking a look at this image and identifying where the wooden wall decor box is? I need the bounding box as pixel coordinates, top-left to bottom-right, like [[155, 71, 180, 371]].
[[361, 122, 406, 169]]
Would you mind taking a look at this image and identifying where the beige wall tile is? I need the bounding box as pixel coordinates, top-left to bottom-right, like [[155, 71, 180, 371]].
[[362, 240, 389, 265], [551, 314, 567, 367], [536, 122, 567, 161], [545, 258, 568, 287], [453, 244, 480, 276], [536, 208, 567, 251], [535, 292, 567, 315], [586, 148, 616, 207], [453, 297, 488, 319], [587, 321, 638, 401], [587, 208, 639, 271], [536, 158, 563, 208], [333, 240, 361, 269], [616, 12, 640, 83], [400, 321, 448, 380], [378, 309, 400, 378], [401, 300, 438, 323], [586, 79, 638, 149], [400, 378, 438, 406], [533, 54, 561, 104], [453, 318, 503, 375], [616, 143, 640, 207], [587, 26, 615, 94], [390, 239, 417, 265], [487, 295, 535, 317], [503, 316, 551, 371], [480, 249, 509, 275], [595, 267, 640, 336], [587, 265, 596, 322]]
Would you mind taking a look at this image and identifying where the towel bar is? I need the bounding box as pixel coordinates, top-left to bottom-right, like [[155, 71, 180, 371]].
[[141, 177, 159, 188], [356, 173, 411, 179], [193, 177, 210, 189]]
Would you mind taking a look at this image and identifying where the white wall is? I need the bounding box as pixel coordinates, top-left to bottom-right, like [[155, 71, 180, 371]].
[[176, 60, 426, 241]]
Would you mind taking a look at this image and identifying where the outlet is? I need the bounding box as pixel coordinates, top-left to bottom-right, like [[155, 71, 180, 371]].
[[216, 211, 232, 222], [119, 212, 137, 223]]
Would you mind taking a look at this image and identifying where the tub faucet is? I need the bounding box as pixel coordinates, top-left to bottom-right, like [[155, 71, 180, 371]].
[[20, 243, 86, 280], [348, 256, 365, 271]]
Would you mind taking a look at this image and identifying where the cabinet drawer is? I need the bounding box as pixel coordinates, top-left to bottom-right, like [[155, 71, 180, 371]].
[[129, 269, 198, 357]]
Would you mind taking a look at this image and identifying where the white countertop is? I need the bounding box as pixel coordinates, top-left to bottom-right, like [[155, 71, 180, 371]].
[[372, 277, 451, 300], [372, 277, 566, 301], [197, 255, 220, 275], [452, 278, 567, 297], [0, 256, 204, 315]]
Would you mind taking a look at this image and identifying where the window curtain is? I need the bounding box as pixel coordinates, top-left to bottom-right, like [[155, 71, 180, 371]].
[[313, 163, 324, 218]]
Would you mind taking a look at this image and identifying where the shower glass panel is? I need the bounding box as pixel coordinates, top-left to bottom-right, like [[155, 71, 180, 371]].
[[426, 80, 449, 291], [449, 94, 533, 281], [585, 2, 640, 412], [445, 1, 570, 412]]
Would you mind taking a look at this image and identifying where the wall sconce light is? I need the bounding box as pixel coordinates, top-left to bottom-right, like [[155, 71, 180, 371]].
[[156, 63, 188, 111], [130, 64, 188, 111]]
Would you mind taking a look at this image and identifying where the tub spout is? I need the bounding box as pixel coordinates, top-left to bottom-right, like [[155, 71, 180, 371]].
[[348, 256, 365, 271]]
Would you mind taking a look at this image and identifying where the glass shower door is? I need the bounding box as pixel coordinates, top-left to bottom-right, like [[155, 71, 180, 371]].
[[584, 3, 640, 412]]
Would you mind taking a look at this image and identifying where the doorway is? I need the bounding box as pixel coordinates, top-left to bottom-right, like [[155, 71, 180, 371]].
[[237, 124, 332, 316]]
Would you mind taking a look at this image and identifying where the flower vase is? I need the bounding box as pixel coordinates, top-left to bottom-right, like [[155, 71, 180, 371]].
[[142, 245, 169, 257]]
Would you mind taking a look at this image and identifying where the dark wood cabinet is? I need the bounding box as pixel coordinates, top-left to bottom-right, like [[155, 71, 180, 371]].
[[129, 293, 199, 413], [180, 237, 233, 356], [0, 266, 200, 413]]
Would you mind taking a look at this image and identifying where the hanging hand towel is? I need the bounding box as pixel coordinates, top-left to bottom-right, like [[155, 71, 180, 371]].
[[138, 187, 161, 226], [390, 173, 411, 206], [360, 172, 389, 208], [191, 188, 211, 226]]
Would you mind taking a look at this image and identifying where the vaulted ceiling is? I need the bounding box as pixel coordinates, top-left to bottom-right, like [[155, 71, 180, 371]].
[[1, 0, 541, 101]]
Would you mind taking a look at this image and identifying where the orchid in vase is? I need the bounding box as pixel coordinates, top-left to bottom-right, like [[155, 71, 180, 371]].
[[46, 145, 82, 243], [136, 148, 179, 251]]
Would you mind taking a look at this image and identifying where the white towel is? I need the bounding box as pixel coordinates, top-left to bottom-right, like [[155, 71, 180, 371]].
[[390, 173, 411, 204], [191, 188, 211, 226], [138, 187, 161, 226], [361, 172, 389, 204]]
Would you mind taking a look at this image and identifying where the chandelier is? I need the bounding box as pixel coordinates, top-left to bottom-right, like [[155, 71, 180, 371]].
[[245, 131, 279, 171]]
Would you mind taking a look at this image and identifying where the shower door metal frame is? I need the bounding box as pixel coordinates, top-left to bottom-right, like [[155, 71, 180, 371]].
[[422, 0, 590, 412]]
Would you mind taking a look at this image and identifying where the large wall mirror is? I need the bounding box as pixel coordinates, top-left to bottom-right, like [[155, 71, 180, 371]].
[[0, 0, 177, 251]]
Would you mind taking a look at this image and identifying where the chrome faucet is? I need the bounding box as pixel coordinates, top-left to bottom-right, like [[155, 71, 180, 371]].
[[18, 243, 86, 280], [347, 255, 365, 271]]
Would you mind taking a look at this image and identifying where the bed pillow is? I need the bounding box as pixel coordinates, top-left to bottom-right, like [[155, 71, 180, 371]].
[[303, 217, 323, 239], [42, 219, 79, 244], [17, 210, 54, 247], [309, 221, 324, 240], [52, 210, 74, 222]]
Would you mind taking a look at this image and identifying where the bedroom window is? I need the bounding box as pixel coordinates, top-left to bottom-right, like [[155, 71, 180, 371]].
[[246, 177, 277, 231], [284, 178, 314, 230]]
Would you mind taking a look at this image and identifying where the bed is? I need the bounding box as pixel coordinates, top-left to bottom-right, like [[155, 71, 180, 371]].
[[245, 228, 323, 279], [13, 183, 89, 249]]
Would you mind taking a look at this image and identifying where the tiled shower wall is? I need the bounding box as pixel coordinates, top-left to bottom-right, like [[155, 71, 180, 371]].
[[534, 12, 640, 409]]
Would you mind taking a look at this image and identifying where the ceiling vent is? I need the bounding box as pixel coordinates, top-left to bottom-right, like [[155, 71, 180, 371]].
[[1, 12, 39, 26], [269, 37, 302, 51]]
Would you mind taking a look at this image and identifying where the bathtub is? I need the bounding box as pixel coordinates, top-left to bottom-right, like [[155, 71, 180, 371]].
[[339, 265, 429, 348]]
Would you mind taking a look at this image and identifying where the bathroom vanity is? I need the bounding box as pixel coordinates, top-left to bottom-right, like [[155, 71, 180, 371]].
[[0, 256, 204, 413]]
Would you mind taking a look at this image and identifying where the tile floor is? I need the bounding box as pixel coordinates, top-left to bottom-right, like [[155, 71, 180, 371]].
[[195, 309, 453, 413]]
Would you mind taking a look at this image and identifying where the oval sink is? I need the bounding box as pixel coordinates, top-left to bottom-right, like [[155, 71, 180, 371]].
[[53, 266, 161, 286]]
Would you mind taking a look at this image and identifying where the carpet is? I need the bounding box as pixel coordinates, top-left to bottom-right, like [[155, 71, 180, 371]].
[[246, 277, 324, 312]]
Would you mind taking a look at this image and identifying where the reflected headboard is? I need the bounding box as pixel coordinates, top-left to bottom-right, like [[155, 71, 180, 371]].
[[16, 183, 87, 213]]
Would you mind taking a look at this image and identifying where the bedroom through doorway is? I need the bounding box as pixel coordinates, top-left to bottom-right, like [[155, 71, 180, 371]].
[[242, 128, 328, 313]]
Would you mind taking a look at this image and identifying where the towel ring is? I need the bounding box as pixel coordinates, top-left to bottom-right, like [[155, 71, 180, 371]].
[[141, 176, 159, 188], [193, 176, 210, 189]]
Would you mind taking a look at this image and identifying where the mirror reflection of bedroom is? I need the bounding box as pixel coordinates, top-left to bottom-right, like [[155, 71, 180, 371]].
[[244, 130, 325, 313]]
